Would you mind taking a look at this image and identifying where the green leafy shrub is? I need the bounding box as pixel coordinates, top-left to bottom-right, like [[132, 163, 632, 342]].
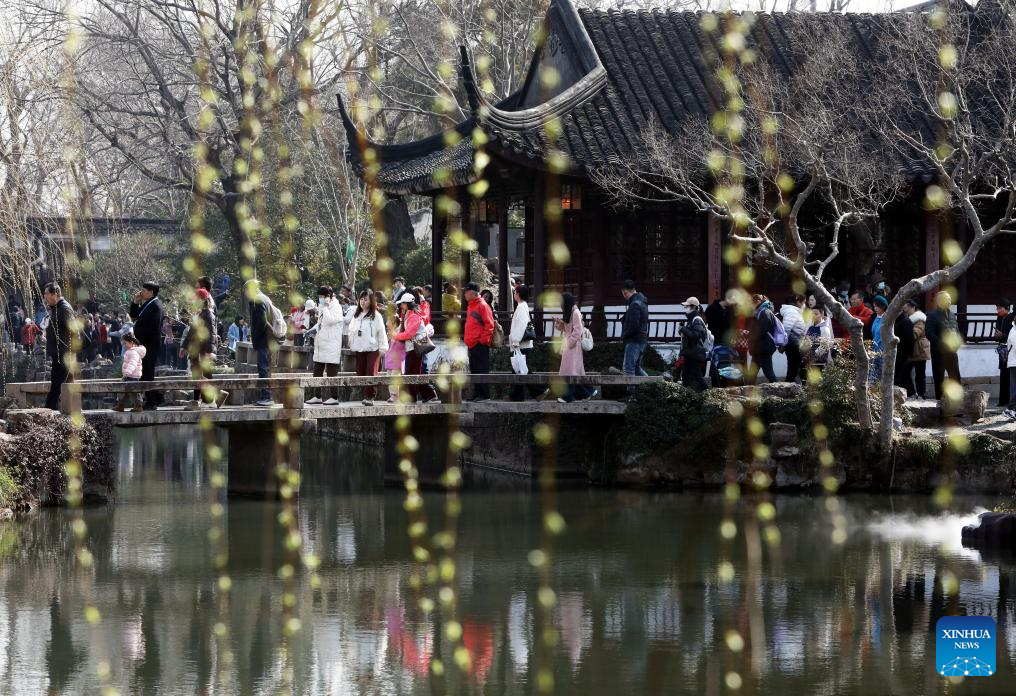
[[0, 468, 19, 509], [622, 381, 730, 453], [806, 356, 879, 446], [489, 341, 666, 374]]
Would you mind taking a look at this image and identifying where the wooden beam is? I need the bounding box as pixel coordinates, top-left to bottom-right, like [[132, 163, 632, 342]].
[[707, 212, 723, 303], [431, 194, 444, 312], [925, 209, 940, 310], [532, 176, 546, 308], [498, 191, 511, 311]]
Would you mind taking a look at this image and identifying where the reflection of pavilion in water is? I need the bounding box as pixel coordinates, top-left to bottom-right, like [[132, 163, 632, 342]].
[[1, 429, 1015, 693]]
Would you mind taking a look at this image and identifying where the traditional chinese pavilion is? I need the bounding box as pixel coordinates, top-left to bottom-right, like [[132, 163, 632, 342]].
[[338, 0, 1016, 331]]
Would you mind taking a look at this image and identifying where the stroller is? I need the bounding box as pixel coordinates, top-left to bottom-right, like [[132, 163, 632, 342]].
[[710, 344, 745, 387]]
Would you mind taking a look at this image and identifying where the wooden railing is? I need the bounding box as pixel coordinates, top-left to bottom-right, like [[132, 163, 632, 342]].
[[430, 309, 1000, 345], [959, 311, 999, 344], [429, 309, 688, 343]]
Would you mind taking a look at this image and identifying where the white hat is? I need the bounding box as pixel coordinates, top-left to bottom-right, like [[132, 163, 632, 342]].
[[396, 292, 416, 305], [681, 296, 701, 308], [304, 299, 315, 310]]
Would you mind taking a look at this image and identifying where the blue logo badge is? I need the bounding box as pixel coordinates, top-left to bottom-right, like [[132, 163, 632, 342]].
[[936, 616, 996, 677]]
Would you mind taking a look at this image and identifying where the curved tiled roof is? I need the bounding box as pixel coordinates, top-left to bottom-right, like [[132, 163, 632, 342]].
[[341, 0, 953, 194]]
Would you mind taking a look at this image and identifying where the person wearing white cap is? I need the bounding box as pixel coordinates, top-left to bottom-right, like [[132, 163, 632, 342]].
[[392, 292, 439, 403], [679, 296, 708, 392], [620, 279, 649, 398]]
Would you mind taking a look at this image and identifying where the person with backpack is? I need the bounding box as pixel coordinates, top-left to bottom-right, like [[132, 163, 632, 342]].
[[464, 282, 495, 402], [746, 294, 780, 383], [129, 281, 165, 409], [679, 297, 709, 392], [244, 279, 277, 406], [620, 279, 650, 397], [304, 286, 344, 406], [779, 294, 807, 384]]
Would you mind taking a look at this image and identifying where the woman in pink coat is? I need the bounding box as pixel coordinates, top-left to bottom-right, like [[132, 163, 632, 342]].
[[555, 292, 595, 403]]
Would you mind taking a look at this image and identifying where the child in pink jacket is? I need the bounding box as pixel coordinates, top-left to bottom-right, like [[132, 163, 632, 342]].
[[115, 333, 146, 412]]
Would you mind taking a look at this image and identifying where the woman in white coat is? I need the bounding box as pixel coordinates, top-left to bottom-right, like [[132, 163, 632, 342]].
[[348, 289, 389, 405], [508, 284, 544, 401], [305, 285, 344, 405]]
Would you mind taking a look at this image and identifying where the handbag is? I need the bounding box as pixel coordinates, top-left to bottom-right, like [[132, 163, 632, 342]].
[[522, 321, 536, 342], [412, 324, 435, 355], [580, 326, 594, 352], [997, 343, 1009, 369], [510, 349, 529, 375], [413, 335, 436, 356]]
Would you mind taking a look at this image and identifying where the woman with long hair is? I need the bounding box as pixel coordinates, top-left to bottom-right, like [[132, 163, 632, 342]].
[[392, 293, 439, 403], [181, 289, 228, 409], [348, 289, 389, 406], [554, 292, 595, 403]]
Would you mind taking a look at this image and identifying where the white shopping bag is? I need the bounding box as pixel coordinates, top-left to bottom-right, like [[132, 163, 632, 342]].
[[510, 349, 529, 375]]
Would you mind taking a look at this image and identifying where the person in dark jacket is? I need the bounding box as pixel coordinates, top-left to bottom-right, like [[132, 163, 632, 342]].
[[747, 294, 778, 383], [620, 279, 649, 396], [892, 310, 916, 394], [706, 290, 738, 387], [679, 297, 708, 392], [925, 290, 962, 400], [128, 281, 165, 410], [704, 291, 736, 348], [995, 299, 1014, 407], [43, 283, 78, 411], [246, 279, 274, 405]]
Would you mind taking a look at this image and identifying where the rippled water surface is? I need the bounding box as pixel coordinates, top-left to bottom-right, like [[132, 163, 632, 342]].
[[0, 426, 1014, 694]]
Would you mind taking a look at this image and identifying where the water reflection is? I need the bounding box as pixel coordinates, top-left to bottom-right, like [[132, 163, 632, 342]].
[[0, 427, 1012, 693]]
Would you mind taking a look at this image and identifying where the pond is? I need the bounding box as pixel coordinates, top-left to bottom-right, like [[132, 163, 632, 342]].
[[0, 426, 1012, 694]]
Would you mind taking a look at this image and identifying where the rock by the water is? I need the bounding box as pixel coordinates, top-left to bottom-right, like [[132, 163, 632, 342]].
[[961, 511, 1016, 549], [723, 383, 803, 400], [942, 390, 989, 426], [768, 422, 799, 449]]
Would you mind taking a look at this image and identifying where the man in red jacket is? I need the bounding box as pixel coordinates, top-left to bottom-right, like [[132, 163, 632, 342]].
[[464, 282, 495, 401], [847, 290, 875, 339]]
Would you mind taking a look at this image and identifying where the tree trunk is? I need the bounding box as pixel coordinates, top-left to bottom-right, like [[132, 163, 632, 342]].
[[847, 322, 874, 432], [815, 284, 872, 433], [213, 175, 252, 270], [878, 310, 901, 451]]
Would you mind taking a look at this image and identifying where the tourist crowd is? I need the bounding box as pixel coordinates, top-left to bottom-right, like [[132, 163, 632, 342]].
[[38, 270, 995, 414]]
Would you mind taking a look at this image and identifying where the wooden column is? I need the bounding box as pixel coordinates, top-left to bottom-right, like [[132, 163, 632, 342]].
[[925, 210, 940, 311], [431, 195, 444, 312], [532, 179, 546, 306], [498, 192, 511, 311], [458, 188, 472, 291], [707, 213, 723, 302]]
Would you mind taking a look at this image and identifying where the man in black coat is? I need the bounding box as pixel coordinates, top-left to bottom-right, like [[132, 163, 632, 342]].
[[246, 279, 274, 405], [620, 279, 650, 397], [44, 283, 78, 411], [129, 281, 165, 409], [893, 311, 916, 394]]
